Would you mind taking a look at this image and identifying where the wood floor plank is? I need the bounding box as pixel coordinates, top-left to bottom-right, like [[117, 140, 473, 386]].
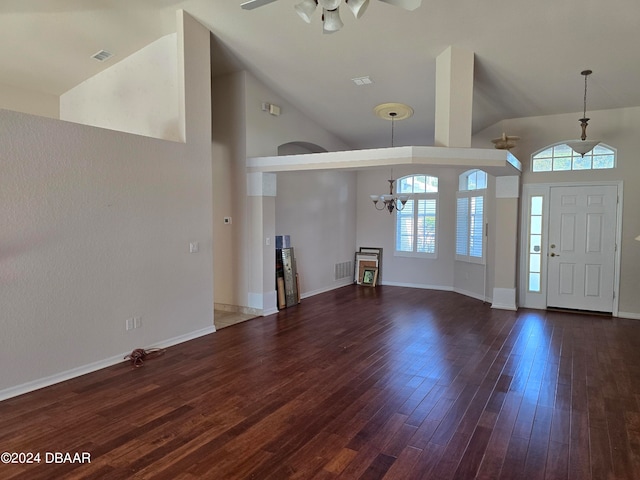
[[452, 425, 492, 479], [523, 404, 553, 480], [2, 286, 640, 479], [569, 411, 591, 480], [322, 447, 359, 476], [381, 445, 422, 480], [544, 440, 568, 480]]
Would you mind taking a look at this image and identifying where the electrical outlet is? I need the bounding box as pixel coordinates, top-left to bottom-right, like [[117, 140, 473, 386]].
[[125, 318, 134, 331], [134, 316, 142, 329]]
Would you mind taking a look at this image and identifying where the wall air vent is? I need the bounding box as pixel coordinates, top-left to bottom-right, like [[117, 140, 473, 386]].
[[91, 50, 113, 62], [335, 261, 353, 280]]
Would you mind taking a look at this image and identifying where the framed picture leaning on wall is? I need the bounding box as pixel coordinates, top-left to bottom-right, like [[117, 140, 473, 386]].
[[362, 267, 378, 287]]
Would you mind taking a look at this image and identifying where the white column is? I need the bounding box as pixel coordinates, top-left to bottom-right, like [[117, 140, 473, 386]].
[[492, 176, 520, 310], [434, 46, 474, 148], [247, 173, 278, 315]]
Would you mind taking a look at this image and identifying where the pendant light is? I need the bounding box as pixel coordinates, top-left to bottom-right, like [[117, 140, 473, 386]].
[[566, 69, 600, 157], [369, 103, 414, 214]]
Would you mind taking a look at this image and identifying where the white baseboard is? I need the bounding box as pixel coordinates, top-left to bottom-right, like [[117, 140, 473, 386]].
[[303, 280, 503, 308], [617, 311, 640, 320], [384, 282, 494, 304], [149, 325, 217, 350], [454, 287, 491, 303], [214, 303, 261, 316], [381, 281, 454, 292], [0, 325, 216, 402], [300, 279, 354, 299]]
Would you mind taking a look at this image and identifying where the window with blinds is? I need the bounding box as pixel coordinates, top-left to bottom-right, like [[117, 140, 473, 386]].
[[456, 170, 487, 264], [395, 175, 438, 257]]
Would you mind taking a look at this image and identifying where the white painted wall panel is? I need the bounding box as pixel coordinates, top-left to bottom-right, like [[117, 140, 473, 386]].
[[60, 34, 180, 142], [0, 11, 212, 397]]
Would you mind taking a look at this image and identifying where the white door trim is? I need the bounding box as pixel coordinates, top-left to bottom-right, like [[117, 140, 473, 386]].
[[519, 181, 623, 316]]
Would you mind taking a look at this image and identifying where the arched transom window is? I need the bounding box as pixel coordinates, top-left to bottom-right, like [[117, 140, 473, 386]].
[[531, 143, 615, 172]]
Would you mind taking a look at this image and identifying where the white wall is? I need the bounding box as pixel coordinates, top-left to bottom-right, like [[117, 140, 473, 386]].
[[0, 81, 59, 118], [211, 68, 351, 311], [243, 72, 351, 310], [212, 72, 245, 307], [0, 10, 213, 399], [60, 34, 181, 142], [356, 166, 458, 290], [475, 106, 640, 316], [275, 170, 357, 297], [244, 74, 349, 159]]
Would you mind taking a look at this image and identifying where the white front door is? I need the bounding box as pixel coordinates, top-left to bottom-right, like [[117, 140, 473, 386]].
[[547, 185, 618, 312]]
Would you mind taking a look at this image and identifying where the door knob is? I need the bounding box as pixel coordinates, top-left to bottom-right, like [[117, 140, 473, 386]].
[[550, 252, 560, 257]]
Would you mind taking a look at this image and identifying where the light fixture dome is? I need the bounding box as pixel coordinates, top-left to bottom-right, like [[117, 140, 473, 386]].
[[565, 139, 600, 156], [295, 0, 318, 23], [346, 0, 370, 18], [322, 7, 343, 33]]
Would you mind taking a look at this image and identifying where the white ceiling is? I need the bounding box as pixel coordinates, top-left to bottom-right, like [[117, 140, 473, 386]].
[[2, 0, 639, 149]]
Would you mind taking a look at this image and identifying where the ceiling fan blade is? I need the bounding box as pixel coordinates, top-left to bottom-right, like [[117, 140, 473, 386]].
[[241, 0, 279, 10], [378, 0, 422, 11]]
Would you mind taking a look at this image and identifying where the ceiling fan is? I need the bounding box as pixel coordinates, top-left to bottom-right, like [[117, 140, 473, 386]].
[[240, 0, 422, 34]]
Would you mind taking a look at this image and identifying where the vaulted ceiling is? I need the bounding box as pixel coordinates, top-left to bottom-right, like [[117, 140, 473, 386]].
[[2, 0, 639, 149]]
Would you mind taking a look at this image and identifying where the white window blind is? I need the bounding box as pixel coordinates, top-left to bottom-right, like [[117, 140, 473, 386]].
[[396, 200, 414, 252], [416, 199, 436, 254], [456, 192, 485, 263], [395, 175, 438, 257], [469, 196, 484, 258], [456, 197, 469, 256]]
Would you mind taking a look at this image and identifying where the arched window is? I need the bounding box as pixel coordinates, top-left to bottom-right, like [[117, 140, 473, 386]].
[[459, 169, 487, 191], [456, 170, 487, 263], [395, 175, 438, 257], [531, 143, 615, 172]]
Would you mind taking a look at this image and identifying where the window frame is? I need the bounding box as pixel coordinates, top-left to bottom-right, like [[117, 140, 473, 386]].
[[394, 175, 439, 259], [531, 142, 616, 172], [527, 195, 544, 293], [456, 170, 487, 264]]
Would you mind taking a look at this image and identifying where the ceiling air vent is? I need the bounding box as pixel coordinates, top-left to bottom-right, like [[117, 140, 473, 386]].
[[351, 76, 373, 86], [91, 50, 113, 62]]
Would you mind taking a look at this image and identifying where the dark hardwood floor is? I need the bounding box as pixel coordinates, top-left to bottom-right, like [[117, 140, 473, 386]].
[[2, 285, 640, 479]]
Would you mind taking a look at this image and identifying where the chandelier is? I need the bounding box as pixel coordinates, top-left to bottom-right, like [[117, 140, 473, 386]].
[[565, 69, 600, 157], [369, 102, 413, 213], [370, 172, 409, 213]]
